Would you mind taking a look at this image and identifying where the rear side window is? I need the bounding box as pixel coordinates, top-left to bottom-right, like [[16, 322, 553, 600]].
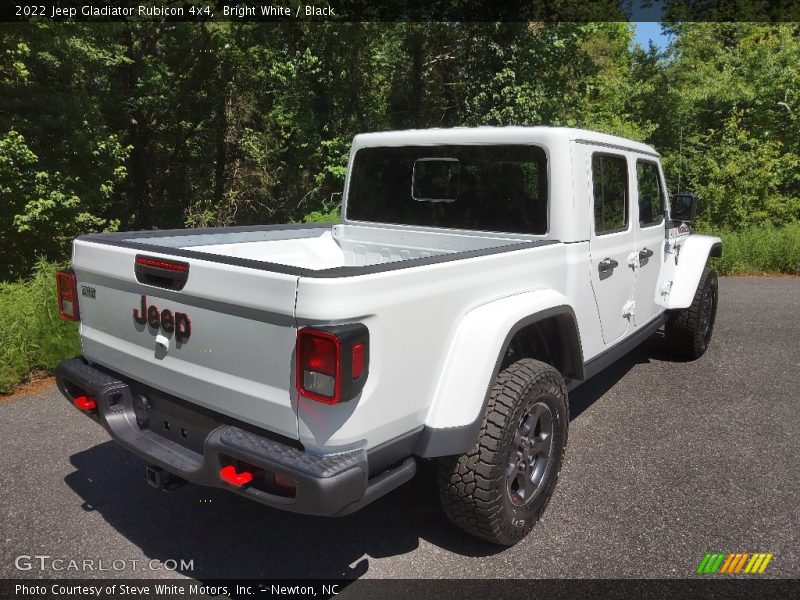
[[592, 154, 628, 234], [346, 144, 548, 235], [636, 160, 665, 226]]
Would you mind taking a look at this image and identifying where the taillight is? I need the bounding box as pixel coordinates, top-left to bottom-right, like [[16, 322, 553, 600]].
[[56, 270, 80, 321], [298, 329, 341, 403], [296, 325, 369, 405]]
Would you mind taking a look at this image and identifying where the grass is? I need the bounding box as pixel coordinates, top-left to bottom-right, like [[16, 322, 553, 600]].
[[702, 222, 800, 276], [0, 259, 80, 394], [0, 223, 797, 395]]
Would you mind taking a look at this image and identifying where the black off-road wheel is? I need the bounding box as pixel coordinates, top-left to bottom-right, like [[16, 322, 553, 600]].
[[438, 359, 568, 546], [666, 266, 718, 360]]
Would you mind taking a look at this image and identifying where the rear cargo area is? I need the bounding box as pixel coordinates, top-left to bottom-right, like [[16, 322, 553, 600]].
[[124, 223, 529, 270]]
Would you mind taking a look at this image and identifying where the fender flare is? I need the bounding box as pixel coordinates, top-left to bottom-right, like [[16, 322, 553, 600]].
[[665, 234, 723, 310], [414, 289, 583, 458]]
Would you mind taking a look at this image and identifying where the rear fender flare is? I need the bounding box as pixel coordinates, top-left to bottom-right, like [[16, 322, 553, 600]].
[[415, 289, 583, 457]]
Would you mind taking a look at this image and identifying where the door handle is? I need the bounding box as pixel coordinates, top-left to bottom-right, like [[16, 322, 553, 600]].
[[598, 258, 619, 273], [639, 247, 654, 260]]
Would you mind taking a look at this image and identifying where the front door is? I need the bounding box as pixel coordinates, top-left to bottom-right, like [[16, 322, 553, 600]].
[[633, 159, 667, 326], [589, 152, 636, 344]]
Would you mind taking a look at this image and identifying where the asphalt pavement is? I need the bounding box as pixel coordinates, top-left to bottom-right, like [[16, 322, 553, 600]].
[[1, 276, 798, 582]]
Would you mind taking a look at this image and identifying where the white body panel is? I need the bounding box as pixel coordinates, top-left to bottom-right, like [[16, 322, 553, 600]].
[[70, 127, 720, 458], [424, 288, 574, 430], [293, 241, 602, 451]]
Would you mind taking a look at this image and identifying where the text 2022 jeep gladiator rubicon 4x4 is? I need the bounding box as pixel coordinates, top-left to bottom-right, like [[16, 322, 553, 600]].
[[55, 127, 721, 545]]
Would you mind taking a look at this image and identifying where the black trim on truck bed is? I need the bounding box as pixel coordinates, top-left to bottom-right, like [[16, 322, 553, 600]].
[[77, 225, 558, 279], [55, 357, 416, 516]]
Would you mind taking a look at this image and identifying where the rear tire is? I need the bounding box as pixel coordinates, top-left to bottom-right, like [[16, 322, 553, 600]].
[[666, 266, 718, 360], [438, 359, 568, 546]]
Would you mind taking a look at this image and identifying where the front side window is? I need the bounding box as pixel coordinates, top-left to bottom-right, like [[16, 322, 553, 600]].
[[636, 160, 665, 226], [592, 154, 629, 234], [347, 144, 548, 235]]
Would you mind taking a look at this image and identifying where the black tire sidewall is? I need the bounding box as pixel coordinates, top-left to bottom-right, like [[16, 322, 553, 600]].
[[696, 269, 718, 352]]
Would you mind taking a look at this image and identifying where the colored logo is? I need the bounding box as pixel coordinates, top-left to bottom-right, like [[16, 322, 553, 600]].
[[696, 552, 774, 574]]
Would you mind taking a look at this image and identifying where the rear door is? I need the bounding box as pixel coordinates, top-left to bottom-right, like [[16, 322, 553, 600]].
[[633, 158, 667, 326], [72, 240, 300, 439], [588, 152, 636, 344]]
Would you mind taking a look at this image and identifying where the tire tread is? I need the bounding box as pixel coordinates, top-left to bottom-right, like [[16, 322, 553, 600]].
[[438, 359, 568, 545]]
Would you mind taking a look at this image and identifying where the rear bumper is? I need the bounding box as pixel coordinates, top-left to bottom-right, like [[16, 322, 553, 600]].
[[55, 357, 415, 516]]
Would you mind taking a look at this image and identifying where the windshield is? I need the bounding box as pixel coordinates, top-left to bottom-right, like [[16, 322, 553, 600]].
[[346, 144, 548, 234]]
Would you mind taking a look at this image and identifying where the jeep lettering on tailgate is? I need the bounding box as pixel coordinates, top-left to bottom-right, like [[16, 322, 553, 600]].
[[133, 295, 191, 343]]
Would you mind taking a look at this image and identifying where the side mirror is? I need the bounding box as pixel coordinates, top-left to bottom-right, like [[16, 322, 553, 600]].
[[670, 193, 698, 223]]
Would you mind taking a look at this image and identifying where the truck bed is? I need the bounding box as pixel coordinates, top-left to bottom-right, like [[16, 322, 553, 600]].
[[80, 223, 544, 274]]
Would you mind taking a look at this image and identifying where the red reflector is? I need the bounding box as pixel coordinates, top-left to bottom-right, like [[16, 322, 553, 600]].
[[352, 342, 365, 379], [296, 328, 341, 404], [219, 465, 253, 487], [56, 270, 80, 321], [135, 257, 189, 272], [73, 395, 96, 411]]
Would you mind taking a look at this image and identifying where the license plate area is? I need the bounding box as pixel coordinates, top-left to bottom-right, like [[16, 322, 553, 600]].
[[131, 386, 219, 455]]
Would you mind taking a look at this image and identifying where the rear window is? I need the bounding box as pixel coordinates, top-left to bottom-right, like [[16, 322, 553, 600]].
[[346, 144, 548, 234]]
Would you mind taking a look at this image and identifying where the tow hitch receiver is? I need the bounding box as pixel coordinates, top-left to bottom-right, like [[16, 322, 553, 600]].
[[220, 465, 254, 487], [145, 464, 187, 491]]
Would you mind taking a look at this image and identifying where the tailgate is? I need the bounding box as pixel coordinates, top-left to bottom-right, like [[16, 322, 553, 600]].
[[72, 240, 300, 440]]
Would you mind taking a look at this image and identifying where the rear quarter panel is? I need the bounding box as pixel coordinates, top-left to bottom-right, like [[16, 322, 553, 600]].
[[294, 241, 602, 452]]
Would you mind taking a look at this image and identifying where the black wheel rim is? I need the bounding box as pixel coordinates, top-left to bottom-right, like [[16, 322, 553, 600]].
[[506, 402, 554, 507], [700, 282, 717, 343]]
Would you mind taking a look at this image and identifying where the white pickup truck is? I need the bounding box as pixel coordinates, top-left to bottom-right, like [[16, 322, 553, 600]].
[[55, 127, 722, 545]]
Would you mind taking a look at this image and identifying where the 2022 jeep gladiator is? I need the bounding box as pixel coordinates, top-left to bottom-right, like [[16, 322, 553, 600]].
[[55, 127, 721, 545]]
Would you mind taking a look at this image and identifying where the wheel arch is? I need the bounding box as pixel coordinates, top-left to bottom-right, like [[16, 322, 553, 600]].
[[665, 234, 723, 310], [500, 310, 584, 382], [415, 290, 583, 458]]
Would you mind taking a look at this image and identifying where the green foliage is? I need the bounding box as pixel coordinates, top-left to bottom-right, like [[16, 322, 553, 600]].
[[2, 22, 797, 269], [674, 112, 800, 228], [0, 130, 123, 280], [303, 196, 341, 223], [657, 23, 800, 229], [702, 223, 800, 275], [2, 22, 797, 255], [303, 207, 341, 224], [0, 260, 80, 394]]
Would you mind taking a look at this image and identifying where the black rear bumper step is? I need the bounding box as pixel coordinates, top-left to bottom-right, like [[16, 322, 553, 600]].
[[55, 357, 415, 516]]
